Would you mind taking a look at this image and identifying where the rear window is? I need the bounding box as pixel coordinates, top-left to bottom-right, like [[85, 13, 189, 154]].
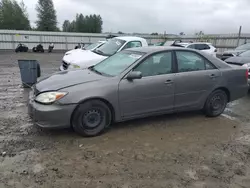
[[236, 43, 250, 50]]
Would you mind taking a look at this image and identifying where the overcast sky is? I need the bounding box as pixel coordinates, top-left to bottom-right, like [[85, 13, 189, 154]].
[[18, 0, 250, 34]]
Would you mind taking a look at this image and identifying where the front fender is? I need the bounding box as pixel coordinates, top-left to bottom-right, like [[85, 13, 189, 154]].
[[57, 80, 121, 122]]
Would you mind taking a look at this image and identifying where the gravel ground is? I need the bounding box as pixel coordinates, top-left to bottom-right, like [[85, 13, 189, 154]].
[[1, 52, 250, 188]]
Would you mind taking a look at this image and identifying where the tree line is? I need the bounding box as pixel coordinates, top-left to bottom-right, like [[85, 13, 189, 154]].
[[0, 0, 103, 33]]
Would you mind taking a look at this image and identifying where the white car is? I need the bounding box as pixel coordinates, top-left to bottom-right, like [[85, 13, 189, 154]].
[[179, 42, 217, 57], [60, 36, 148, 71]]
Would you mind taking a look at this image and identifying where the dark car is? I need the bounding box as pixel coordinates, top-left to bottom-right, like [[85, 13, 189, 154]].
[[32, 44, 44, 53], [28, 47, 248, 137], [225, 50, 250, 87], [221, 43, 250, 61], [15, 43, 28, 53]]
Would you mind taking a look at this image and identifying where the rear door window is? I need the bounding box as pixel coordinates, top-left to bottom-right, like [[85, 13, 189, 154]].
[[176, 51, 215, 72]]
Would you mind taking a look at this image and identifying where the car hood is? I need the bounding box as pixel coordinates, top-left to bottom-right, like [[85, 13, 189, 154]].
[[223, 49, 246, 55], [225, 56, 250, 65], [35, 69, 104, 92], [63, 49, 107, 68]]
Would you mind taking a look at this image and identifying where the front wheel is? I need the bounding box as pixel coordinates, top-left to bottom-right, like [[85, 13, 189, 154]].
[[203, 89, 228, 117], [72, 100, 112, 137]]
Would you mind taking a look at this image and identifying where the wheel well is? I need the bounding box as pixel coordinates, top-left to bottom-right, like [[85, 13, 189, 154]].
[[70, 98, 115, 126], [214, 87, 230, 102]]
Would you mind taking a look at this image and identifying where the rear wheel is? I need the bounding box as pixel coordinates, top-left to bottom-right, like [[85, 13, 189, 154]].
[[72, 100, 112, 137], [204, 89, 228, 117]]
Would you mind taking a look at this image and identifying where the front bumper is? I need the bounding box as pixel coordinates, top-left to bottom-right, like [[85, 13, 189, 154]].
[[28, 91, 76, 129]]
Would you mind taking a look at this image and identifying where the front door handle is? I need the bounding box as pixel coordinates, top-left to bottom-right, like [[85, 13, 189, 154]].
[[164, 80, 174, 84]]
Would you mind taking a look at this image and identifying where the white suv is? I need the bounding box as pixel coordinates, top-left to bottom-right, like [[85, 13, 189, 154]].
[[180, 42, 217, 57]]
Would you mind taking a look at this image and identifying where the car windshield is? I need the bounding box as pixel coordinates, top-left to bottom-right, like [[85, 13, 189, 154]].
[[85, 42, 103, 50], [93, 38, 126, 56], [239, 50, 250, 57], [90, 51, 144, 76], [236, 43, 250, 50]]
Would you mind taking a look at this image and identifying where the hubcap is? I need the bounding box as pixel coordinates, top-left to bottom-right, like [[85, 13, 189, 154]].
[[83, 109, 102, 128], [211, 94, 224, 111]]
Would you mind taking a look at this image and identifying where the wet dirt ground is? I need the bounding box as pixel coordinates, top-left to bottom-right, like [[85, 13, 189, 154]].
[[1, 52, 250, 188]]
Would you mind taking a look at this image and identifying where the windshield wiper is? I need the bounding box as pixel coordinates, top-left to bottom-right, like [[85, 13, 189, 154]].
[[89, 67, 112, 77], [89, 67, 103, 75], [93, 49, 104, 55]]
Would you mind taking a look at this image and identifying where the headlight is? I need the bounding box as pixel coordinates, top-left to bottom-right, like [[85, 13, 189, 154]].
[[242, 63, 250, 68], [35, 92, 68, 104], [71, 64, 80, 69]]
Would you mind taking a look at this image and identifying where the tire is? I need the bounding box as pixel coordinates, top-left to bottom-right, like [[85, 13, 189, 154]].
[[72, 100, 112, 137], [204, 89, 228, 117]]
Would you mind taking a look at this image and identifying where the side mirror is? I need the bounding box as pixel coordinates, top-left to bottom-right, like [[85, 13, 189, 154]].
[[126, 71, 142, 80]]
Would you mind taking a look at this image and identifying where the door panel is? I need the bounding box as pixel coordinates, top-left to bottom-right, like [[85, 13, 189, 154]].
[[118, 51, 175, 118], [174, 50, 220, 110], [119, 74, 175, 117], [174, 70, 220, 110]]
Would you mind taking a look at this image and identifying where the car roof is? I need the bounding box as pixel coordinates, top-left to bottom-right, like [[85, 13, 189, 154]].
[[126, 46, 230, 69], [125, 46, 185, 53], [187, 42, 212, 45], [115, 36, 146, 41]]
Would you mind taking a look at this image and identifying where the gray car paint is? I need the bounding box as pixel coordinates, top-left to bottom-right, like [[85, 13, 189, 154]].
[[29, 47, 248, 128], [225, 56, 250, 65]]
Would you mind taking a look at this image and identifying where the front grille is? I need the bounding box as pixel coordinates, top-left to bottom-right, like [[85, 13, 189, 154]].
[[62, 61, 69, 70]]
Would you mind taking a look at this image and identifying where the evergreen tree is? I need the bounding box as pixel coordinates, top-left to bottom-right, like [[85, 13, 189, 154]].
[[36, 0, 58, 31], [62, 20, 71, 32], [0, 0, 30, 30], [62, 13, 103, 33]]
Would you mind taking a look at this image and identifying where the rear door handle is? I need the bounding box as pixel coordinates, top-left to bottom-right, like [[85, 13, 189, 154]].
[[164, 80, 174, 84], [209, 74, 218, 78]]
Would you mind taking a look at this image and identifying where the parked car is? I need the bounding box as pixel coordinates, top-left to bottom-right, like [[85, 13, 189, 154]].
[[180, 42, 217, 57], [15, 43, 28, 53], [221, 43, 250, 61], [32, 44, 44, 53], [59, 36, 148, 71], [225, 50, 250, 87], [164, 41, 217, 56], [29, 47, 248, 137]]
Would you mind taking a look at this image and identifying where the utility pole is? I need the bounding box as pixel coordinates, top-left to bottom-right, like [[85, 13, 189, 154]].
[[237, 26, 242, 47]]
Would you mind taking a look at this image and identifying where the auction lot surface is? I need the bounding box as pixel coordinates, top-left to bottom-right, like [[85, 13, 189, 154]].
[[1, 52, 250, 188]]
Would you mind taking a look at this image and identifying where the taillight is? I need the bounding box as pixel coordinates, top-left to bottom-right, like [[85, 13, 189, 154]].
[[246, 69, 248, 81]]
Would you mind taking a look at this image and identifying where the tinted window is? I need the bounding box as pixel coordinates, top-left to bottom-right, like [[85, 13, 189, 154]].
[[122, 41, 142, 50], [195, 44, 210, 50], [187, 44, 195, 49], [92, 51, 144, 76], [134, 52, 172, 77], [176, 51, 215, 72]]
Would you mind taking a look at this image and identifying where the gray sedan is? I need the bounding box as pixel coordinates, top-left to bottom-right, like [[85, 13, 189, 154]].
[[28, 47, 248, 137]]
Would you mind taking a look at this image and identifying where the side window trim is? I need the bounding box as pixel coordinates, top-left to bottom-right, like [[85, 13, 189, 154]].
[[174, 50, 217, 73], [128, 50, 175, 78]]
